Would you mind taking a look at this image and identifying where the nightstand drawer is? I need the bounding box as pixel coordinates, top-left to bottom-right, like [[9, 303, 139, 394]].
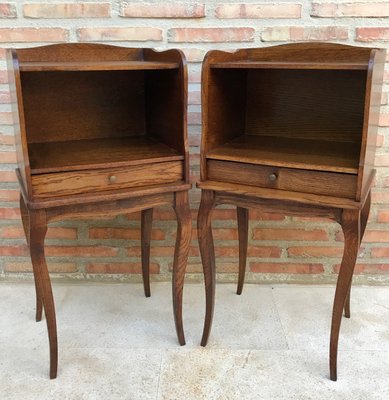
[[207, 160, 357, 199], [32, 161, 184, 198]]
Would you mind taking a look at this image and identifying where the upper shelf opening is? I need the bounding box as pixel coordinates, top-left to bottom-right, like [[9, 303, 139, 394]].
[[210, 61, 368, 70], [19, 60, 180, 72]]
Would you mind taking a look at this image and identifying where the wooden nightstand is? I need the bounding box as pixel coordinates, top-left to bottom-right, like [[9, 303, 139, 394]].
[[197, 43, 385, 380], [7, 43, 191, 379]]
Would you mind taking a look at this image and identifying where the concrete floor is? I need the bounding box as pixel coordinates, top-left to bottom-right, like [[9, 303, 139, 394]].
[[0, 282, 388, 400]]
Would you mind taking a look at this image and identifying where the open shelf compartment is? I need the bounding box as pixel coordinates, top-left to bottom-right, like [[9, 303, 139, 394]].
[[204, 66, 366, 175]]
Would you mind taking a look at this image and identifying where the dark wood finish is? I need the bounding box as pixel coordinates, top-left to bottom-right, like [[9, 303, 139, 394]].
[[198, 43, 385, 381], [236, 207, 248, 295], [141, 208, 153, 298], [198, 190, 216, 347], [28, 137, 183, 174], [207, 160, 357, 198], [8, 43, 190, 379]]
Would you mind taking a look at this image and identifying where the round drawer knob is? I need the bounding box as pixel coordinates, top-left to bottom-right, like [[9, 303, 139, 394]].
[[108, 175, 117, 184], [269, 173, 278, 182]]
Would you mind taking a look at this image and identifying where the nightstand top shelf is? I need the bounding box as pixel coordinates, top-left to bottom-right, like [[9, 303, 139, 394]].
[[19, 60, 179, 72], [210, 61, 368, 70], [29, 136, 183, 174], [206, 135, 359, 174]]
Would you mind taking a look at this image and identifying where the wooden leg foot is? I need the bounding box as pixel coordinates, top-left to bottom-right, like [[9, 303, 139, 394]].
[[29, 210, 58, 379], [141, 208, 153, 298], [330, 208, 360, 381], [236, 207, 249, 295], [197, 190, 216, 347], [172, 191, 191, 346]]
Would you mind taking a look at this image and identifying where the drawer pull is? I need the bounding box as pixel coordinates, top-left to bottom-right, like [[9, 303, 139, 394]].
[[269, 173, 278, 182], [108, 175, 117, 184]]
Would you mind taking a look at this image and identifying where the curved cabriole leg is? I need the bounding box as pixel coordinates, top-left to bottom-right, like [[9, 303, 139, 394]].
[[237, 207, 249, 295], [20, 195, 43, 322], [29, 210, 58, 379], [198, 190, 216, 347], [172, 191, 191, 346], [141, 208, 153, 298], [344, 192, 371, 319], [330, 208, 360, 381]]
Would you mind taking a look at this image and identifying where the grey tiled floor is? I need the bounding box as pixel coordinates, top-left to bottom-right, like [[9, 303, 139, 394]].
[[0, 282, 388, 399]]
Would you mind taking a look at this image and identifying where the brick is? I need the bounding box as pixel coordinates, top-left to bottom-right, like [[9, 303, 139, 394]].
[[189, 133, 201, 147], [0, 28, 69, 43], [77, 27, 162, 42], [372, 191, 389, 204], [0, 3, 16, 18], [0, 189, 19, 201], [0, 91, 11, 103], [247, 246, 282, 258], [333, 263, 389, 274], [356, 27, 389, 42], [86, 262, 159, 274], [288, 246, 343, 258], [253, 228, 329, 241], [5, 262, 77, 273], [0, 70, 8, 84], [249, 210, 285, 221], [120, 2, 205, 18], [312, 2, 389, 18], [186, 262, 238, 273], [168, 27, 255, 43], [23, 3, 111, 18], [250, 262, 324, 274], [182, 48, 205, 63], [0, 244, 28, 256], [363, 230, 389, 242], [216, 3, 301, 19], [188, 71, 201, 83], [0, 111, 13, 125], [377, 210, 389, 222], [0, 171, 17, 182], [262, 26, 348, 42], [0, 135, 14, 145], [0, 151, 16, 163], [0, 207, 20, 219], [213, 228, 239, 240], [188, 112, 201, 124], [89, 227, 165, 240], [188, 90, 201, 105], [1, 226, 76, 239], [45, 246, 118, 257], [379, 114, 389, 127], [375, 153, 389, 166], [371, 247, 389, 257], [376, 134, 384, 147]]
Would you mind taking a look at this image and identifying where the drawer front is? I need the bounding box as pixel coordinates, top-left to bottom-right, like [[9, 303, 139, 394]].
[[32, 161, 184, 198], [207, 160, 357, 199]]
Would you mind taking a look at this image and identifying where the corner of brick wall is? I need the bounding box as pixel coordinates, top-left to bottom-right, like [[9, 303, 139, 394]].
[[1, 1, 389, 284]]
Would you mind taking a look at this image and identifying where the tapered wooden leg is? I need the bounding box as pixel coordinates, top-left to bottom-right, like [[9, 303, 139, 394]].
[[237, 207, 249, 295], [29, 210, 58, 379], [330, 208, 360, 381], [198, 190, 216, 346], [172, 191, 191, 346], [20, 195, 43, 322], [141, 208, 153, 298], [344, 192, 371, 319]]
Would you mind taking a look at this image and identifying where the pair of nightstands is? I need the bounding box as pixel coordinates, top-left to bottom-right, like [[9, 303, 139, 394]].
[[9, 42, 384, 381]]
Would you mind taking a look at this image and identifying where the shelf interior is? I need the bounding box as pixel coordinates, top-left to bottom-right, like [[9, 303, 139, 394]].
[[19, 60, 179, 72], [206, 135, 359, 174], [210, 61, 368, 70], [29, 136, 184, 174]]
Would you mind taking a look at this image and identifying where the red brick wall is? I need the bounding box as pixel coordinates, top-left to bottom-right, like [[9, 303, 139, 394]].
[[0, 1, 388, 284]]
